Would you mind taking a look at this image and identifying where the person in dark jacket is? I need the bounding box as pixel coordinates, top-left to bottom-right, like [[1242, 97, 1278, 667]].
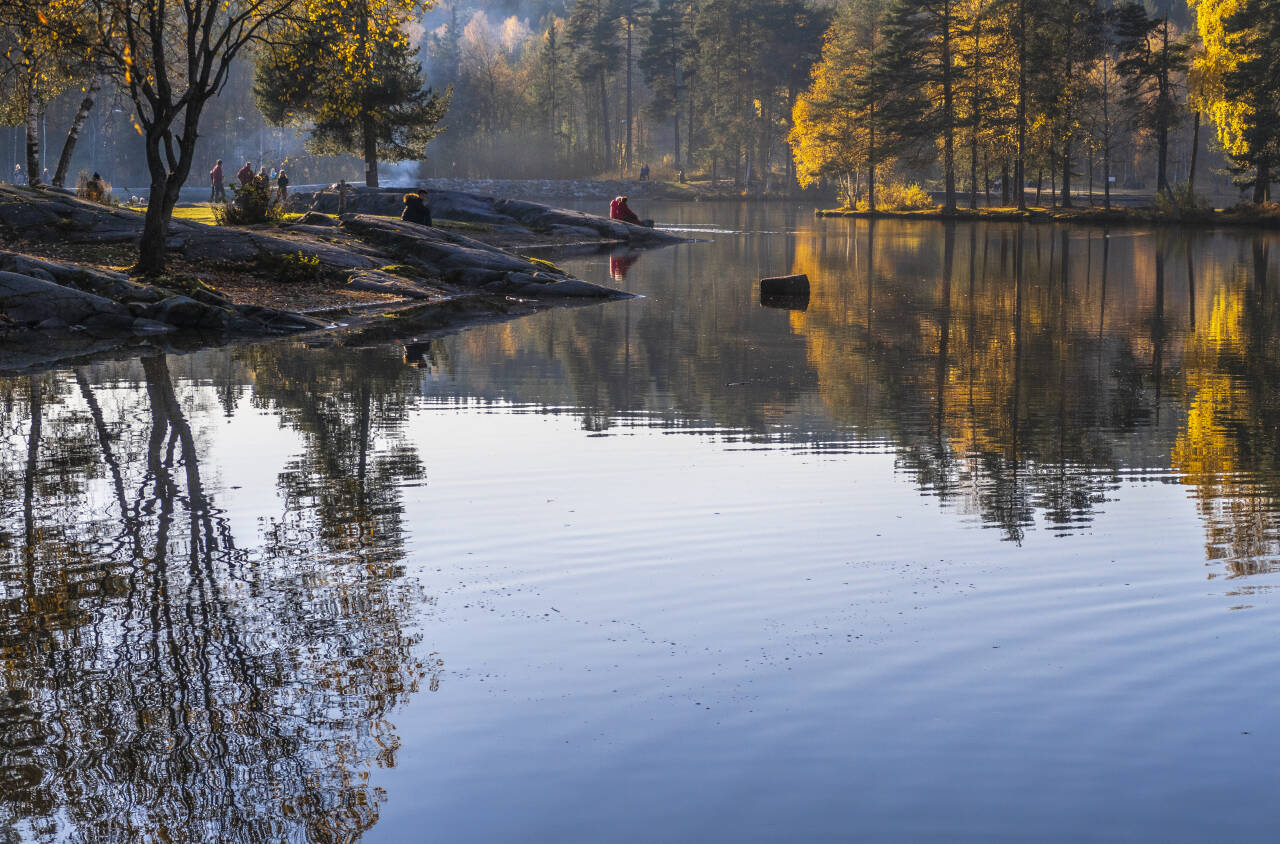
[[210, 159, 225, 201], [276, 171, 289, 203], [401, 192, 432, 226]]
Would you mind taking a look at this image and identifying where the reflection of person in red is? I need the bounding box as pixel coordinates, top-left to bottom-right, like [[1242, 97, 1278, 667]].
[[609, 195, 642, 225], [609, 252, 641, 281]]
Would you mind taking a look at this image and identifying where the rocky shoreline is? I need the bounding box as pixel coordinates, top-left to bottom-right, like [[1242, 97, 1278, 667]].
[[0, 185, 689, 373]]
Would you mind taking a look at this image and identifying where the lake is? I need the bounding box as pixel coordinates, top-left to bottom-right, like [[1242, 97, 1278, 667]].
[[2, 202, 1279, 842]]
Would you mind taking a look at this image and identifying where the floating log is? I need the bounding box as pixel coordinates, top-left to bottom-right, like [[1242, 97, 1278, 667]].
[[760, 290, 810, 311], [759, 273, 810, 296]]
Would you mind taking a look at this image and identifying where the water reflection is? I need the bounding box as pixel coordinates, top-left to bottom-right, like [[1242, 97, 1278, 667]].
[[442, 217, 1280, 568], [0, 350, 434, 842]]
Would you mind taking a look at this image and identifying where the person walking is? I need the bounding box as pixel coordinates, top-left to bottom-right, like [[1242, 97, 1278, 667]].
[[210, 159, 225, 201], [236, 161, 253, 186], [12, 164, 23, 186], [276, 170, 289, 203]]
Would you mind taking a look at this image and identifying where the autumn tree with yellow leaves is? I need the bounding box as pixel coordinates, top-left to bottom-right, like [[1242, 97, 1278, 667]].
[[255, 0, 449, 189], [0, 0, 85, 187], [37, 0, 312, 275], [1190, 0, 1280, 201], [789, 0, 902, 209]]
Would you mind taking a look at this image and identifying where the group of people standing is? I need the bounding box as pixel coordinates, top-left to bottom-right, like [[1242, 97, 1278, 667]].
[[209, 159, 288, 203]]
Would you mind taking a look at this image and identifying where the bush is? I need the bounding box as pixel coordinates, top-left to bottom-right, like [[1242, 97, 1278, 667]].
[[75, 170, 112, 204], [213, 178, 283, 225], [1153, 184, 1210, 217], [858, 182, 935, 212], [258, 250, 325, 284]]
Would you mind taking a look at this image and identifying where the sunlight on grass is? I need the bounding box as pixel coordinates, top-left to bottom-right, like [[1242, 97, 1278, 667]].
[[167, 204, 303, 226]]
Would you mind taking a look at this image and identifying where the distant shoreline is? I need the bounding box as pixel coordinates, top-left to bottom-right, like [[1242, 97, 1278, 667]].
[[815, 204, 1280, 228]]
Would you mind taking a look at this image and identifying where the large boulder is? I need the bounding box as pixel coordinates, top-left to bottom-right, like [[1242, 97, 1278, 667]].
[[144, 294, 232, 330], [0, 271, 134, 327]]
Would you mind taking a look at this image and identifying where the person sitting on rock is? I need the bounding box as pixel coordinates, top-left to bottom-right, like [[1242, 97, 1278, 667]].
[[401, 192, 432, 226], [610, 195, 642, 225], [609, 196, 653, 227]]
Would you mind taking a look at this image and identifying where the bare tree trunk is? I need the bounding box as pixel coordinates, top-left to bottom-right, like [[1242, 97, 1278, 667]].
[[1187, 111, 1200, 190], [686, 87, 695, 171], [673, 112, 680, 168], [1061, 137, 1072, 208], [53, 74, 102, 188], [868, 105, 877, 213], [941, 0, 955, 211], [1015, 0, 1026, 210], [136, 105, 205, 276], [25, 85, 41, 187], [625, 19, 633, 172], [363, 111, 379, 188], [600, 74, 612, 172]]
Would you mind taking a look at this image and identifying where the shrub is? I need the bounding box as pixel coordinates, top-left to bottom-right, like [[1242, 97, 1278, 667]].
[[213, 178, 283, 225], [75, 170, 112, 204], [1153, 184, 1210, 217], [258, 250, 324, 284], [857, 182, 935, 212]]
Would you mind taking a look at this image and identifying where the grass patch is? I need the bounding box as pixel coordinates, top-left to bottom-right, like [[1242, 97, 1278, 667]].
[[257, 249, 327, 284], [525, 256, 564, 275]]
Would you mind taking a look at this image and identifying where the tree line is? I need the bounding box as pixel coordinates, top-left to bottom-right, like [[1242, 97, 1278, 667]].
[[790, 0, 1280, 210], [421, 0, 829, 184]]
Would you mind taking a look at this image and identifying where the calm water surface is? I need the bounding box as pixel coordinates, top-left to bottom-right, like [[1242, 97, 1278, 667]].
[[3, 204, 1280, 842]]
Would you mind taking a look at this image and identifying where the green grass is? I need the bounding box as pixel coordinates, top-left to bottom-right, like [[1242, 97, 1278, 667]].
[[169, 204, 302, 226]]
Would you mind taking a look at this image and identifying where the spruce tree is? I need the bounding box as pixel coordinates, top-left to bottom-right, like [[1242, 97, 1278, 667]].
[[641, 0, 697, 166], [256, 10, 449, 188], [1113, 1, 1189, 197]]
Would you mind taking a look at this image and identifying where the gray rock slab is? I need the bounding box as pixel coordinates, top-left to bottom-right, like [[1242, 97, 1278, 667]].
[[0, 271, 132, 326]]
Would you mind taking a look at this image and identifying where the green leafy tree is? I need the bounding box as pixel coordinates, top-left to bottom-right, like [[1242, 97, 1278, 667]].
[[256, 3, 449, 188], [1220, 0, 1280, 201]]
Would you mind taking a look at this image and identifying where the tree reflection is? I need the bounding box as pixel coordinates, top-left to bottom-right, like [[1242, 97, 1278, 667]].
[[425, 221, 1280, 570], [0, 352, 431, 842]]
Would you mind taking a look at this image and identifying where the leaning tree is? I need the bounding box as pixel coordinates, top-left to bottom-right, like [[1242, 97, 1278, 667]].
[[68, 0, 304, 274]]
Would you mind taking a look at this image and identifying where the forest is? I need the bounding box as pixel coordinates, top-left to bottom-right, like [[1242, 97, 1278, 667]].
[[1, 0, 1278, 208]]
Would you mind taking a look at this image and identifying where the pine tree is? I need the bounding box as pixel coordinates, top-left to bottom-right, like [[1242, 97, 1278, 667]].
[[1113, 1, 1189, 196], [565, 0, 621, 169], [641, 0, 696, 166], [874, 0, 964, 210], [256, 6, 449, 188]]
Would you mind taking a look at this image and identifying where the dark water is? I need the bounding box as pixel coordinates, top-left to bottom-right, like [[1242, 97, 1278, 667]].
[[3, 204, 1280, 842]]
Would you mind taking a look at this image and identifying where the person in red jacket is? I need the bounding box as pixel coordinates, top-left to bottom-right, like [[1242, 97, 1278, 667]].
[[609, 195, 642, 225], [210, 159, 225, 201], [236, 161, 253, 186]]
